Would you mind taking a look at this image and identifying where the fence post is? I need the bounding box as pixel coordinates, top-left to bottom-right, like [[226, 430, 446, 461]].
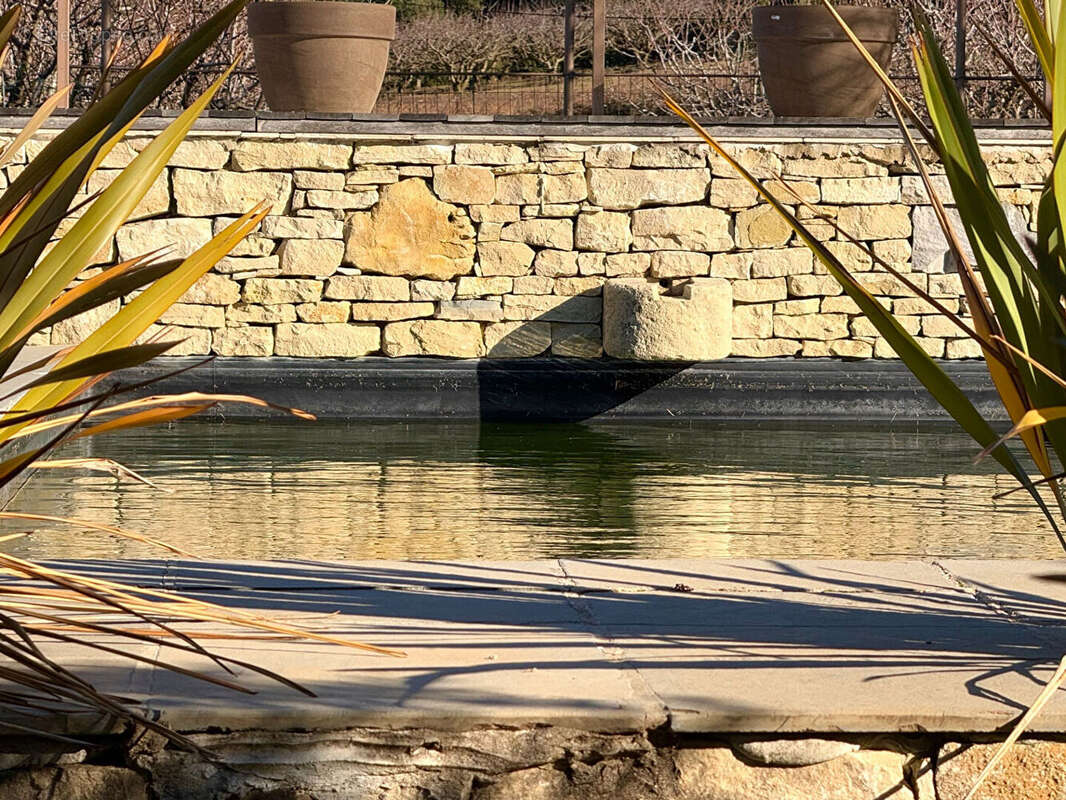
[[57, 0, 70, 107], [563, 0, 575, 116], [101, 0, 113, 94], [592, 0, 605, 114], [954, 0, 966, 90]]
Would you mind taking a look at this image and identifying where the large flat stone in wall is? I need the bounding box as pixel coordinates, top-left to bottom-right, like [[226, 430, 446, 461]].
[[911, 203, 1028, 273], [587, 168, 710, 210], [345, 179, 475, 280], [603, 278, 732, 361], [172, 169, 292, 216]]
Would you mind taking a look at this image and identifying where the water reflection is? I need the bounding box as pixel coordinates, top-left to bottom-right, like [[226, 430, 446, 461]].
[[5, 420, 1057, 561]]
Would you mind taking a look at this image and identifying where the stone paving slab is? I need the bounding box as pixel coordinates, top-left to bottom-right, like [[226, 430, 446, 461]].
[[11, 559, 1066, 736]]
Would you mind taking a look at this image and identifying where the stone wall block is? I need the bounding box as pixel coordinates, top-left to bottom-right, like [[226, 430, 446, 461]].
[[275, 322, 380, 357], [454, 143, 527, 165], [244, 277, 322, 305], [551, 323, 603, 357], [116, 217, 213, 261], [345, 179, 475, 280], [181, 274, 241, 305], [632, 143, 707, 168], [533, 249, 579, 278], [212, 326, 274, 356], [172, 170, 292, 216], [306, 189, 378, 210], [383, 320, 485, 357], [438, 299, 504, 321], [631, 206, 731, 251], [260, 214, 343, 239], [352, 144, 452, 165], [587, 168, 710, 210], [502, 294, 601, 322], [228, 303, 297, 325], [500, 218, 573, 250], [296, 301, 350, 324], [434, 165, 496, 205], [485, 321, 552, 357], [231, 140, 351, 171], [735, 205, 793, 249], [603, 278, 731, 360], [325, 275, 410, 301], [351, 302, 436, 321], [650, 251, 710, 279], [575, 211, 632, 252], [477, 241, 536, 276], [159, 303, 226, 328], [278, 238, 344, 277]]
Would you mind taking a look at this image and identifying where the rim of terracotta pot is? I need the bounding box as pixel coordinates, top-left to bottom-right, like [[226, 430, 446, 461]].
[[247, 1, 397, 41], [752, 5, 898, 44]]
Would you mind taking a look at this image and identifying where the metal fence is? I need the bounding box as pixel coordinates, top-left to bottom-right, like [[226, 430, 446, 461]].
[[16, 0, 1044, 119]]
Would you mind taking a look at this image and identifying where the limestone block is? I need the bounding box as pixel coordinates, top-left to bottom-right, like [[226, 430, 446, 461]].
[[296, 301, 350, 323], [853, 314, 920, 337], [901, 174, 953, 204], [946, 338, 982, 358], [351, 302, 435, 321], [399, 166, 433, 178], [215, 255, 280, 276], [732, 739, 860, 767], [456, 276, 512, 297], [821, 177, 901, 204], [894, 297, 955, 315], [477, 241, 535, 277], [484, 321, 552, 357], [231, 140, 351, 171], [732, 338, 802, 357], [116, 217, 212, 261], [650, 251, 710, 279], [243, 278, 322, 304], [227, 234, 275, 257], [261, 215, 343, 239], [528, 142, 585, 161], [344, 179, 475, 280], [631, 206, 732, 251], [382, 320, 484, 357], [542, 172, 587, 203], [803, 340, 831, 357], [575, 211, 631, 252], [928, 273, 964, 297], [764, 178, 820, 205], [733, 303, 773, 339], [750, 249, 813, 278], [478, 222, 502, 242], [159, 303, 225, 328], [51, 300, 119, 344], [551, 323, 603, 357], [825, 241, 873, 272], [293, 170, 345, 191], [495, 173, 541, 205], [84, 169, 169, 221], [500, 218, 573, 250], [787, 275, 843, 297], [776, 298, 820, 314], [511, 276, 553, 294], [830, 339, 874, 358], [438, 299, 503, 321], [432, 165, 495, 205], [533, 249, 579, 278], [171, 138, 230, 169], [632, 143, 707, 168], [603, 278, 731, 360], [921, 315, 964, 337], [585, 143, 636, 168], [212, 326, 273, 356], [554, 277, 604, 296], [172, 169, 292, 216], [710, 252, 752, 280], [181, 274, 241, 305], [709, 146, 782, 178], [577, 253, 606, 276], [733, 278, 787, 303], [605, 253, 651, 277], [780, 143, 888, 178], [710, 178, 758, 208], [502, 294, 601, 322], [821, 296, 861, 314], [411, 280, 456, 301], [587, 168, 710, 210], [278, 238, 344, 277], [912, 204, 1026, 273], [347, 167, 400, 186], [306, 189, 377, 210], [836, 204, 911, 240], [275, 322, 380, 357], [454, 143, 527, 165], [735, 205, 793, 249], [351, 145, 452, 165], [470, 204, 521, 223], [325, 275, 410, 301], [774, 313, 849, 340], [227, 303, 296, 325], [853, 272, 926, 296], [872, 239, 911, 268]]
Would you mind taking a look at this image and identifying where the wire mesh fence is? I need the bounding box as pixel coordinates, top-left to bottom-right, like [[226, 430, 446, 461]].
[[0, 0, 1047, 120]]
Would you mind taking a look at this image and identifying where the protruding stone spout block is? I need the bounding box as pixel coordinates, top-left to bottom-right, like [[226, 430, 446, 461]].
[[603, 278, 732, 361]]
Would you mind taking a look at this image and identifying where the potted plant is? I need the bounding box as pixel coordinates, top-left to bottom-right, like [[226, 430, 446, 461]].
[[247, 0, 397, 113], [752, 0, 898, 118]]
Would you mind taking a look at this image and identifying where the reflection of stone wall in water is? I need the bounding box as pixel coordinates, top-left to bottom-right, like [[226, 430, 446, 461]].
[[20, 124, 1051, 361]]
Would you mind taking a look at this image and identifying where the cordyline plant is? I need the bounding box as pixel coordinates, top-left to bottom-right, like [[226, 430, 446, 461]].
[[665, 0, 1066, 794], [0, 0, 398, 755]]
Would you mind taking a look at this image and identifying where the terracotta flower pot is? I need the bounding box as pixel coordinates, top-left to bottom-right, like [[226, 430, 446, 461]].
[[247, 1, 396, 113], [752, 5, 898, 118]]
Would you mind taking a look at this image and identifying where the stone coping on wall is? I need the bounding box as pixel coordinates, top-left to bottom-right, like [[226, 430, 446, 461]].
[[0, 112, 1051, 145]]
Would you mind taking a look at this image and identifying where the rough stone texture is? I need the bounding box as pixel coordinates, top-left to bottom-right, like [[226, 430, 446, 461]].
[[935, 740, 1066, 800], [0, 766, 148, 800], [631, 207, 732, 251], [275, 322, 380, 357], [115, 217, 212, 260], [51, 300, 120, 344], [351, 144, 452, 165], [501, 218, 573, 250], [730, 738, 861, 767], [229, 302, 297, 325], [434, 165, 496, 205], [478, 241, 536, 276], [172, 169, 292, 216], [603, 278, 732, 360], [243, 278, 321, 305], [325, 275, 410, 302], [575, 211, 632, 252], [344, 179, 475, 280], [552, 323, 603, 357], [231, 140, 351, 171], [181, 274, 241, 305], [278, 238, 344, 277], [383, 320, 485, 357], [485, 321, 552, 357], [587, 168, 710, 210], [213, 326, 273, 356]]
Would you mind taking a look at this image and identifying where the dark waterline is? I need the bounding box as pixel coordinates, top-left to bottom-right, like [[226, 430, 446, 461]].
[[5, 419, 1055, 561]]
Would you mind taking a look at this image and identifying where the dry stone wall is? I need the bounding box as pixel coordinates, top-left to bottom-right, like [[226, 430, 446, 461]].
[[18, 126, 1053, 360]]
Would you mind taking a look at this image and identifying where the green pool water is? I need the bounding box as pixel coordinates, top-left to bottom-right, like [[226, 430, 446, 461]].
[[4, 419, 1058, 561]]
